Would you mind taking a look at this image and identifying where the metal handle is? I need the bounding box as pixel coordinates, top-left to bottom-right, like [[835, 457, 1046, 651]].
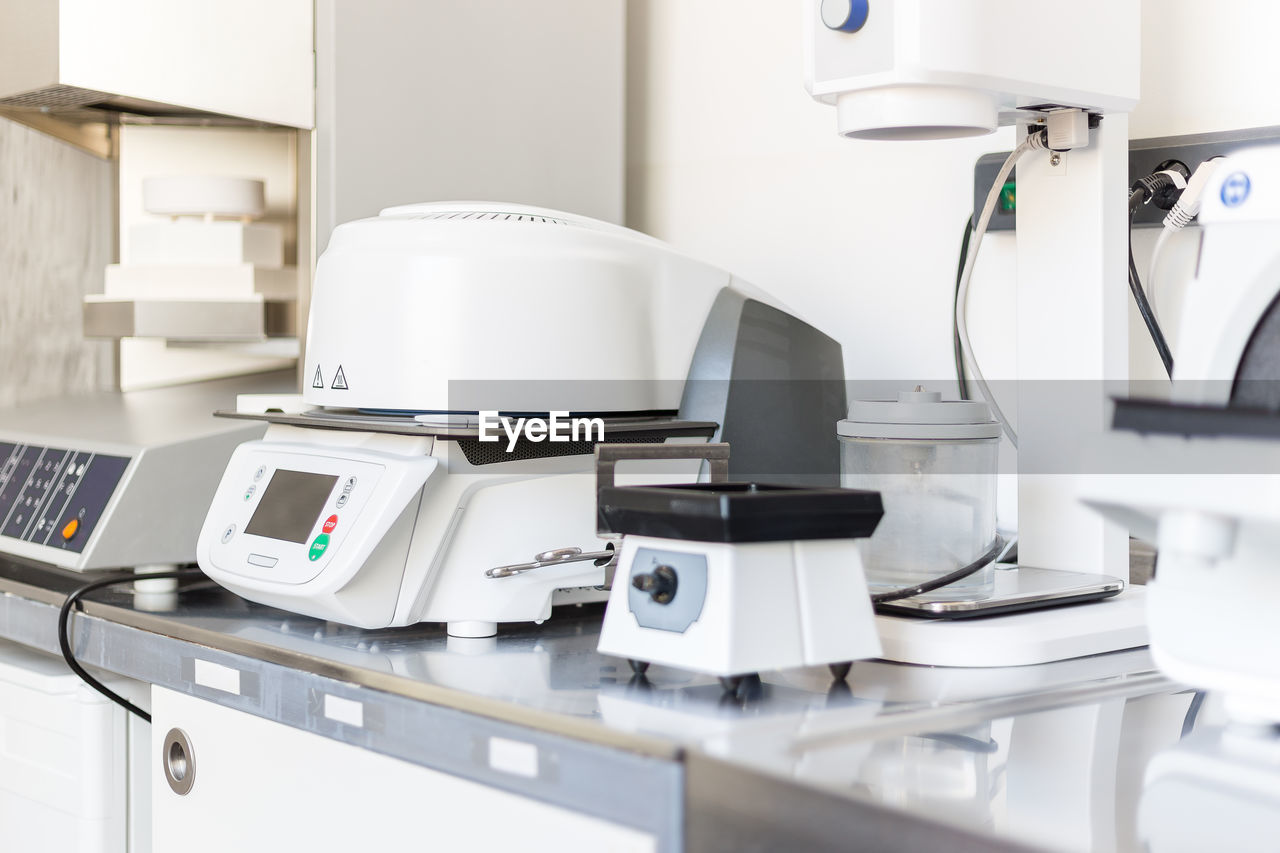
[[488, 444, 731, 581], [594, 442, 731, 536], [486, 545, 617, 579], [163, 728, 196, 796]]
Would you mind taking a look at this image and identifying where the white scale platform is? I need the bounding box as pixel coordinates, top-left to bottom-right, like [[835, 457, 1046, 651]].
[[875, 586, 1149, 668]]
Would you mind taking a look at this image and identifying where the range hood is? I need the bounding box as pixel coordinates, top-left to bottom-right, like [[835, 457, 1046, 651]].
[[0, 0, 314, 129]]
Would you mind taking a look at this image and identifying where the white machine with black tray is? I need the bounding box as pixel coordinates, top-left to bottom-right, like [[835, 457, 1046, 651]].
[[196, 202, 850, 637], [595, 469, 884, 692]]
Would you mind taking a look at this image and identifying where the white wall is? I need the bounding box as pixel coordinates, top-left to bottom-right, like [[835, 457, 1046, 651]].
[[1131, 1, 1280, 139], [315, 0, 626, 252], [0, 116, 115, 406], [626, 0, 1015, 387], [627, 0, 1280, 389]]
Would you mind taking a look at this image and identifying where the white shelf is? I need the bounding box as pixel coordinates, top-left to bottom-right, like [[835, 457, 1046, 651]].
[[83, 296, 296, 342]]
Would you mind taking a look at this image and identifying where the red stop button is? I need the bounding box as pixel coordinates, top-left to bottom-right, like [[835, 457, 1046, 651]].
[[323, 514, 338, 534]]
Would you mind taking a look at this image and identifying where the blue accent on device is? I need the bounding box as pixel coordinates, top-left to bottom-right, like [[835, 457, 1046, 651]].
[[831, 0, 870, 33], [1221, 171, 1251, 208]]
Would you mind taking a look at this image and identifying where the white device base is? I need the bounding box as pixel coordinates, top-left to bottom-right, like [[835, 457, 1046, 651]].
[[448, 621, 499, 639], [134, 563, 180, 593], [875, 586, 1148, 667], [598, 536, 881, 679]]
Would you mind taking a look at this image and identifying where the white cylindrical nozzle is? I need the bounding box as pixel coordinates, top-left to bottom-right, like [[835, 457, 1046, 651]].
[[836, 85, 998, 141]]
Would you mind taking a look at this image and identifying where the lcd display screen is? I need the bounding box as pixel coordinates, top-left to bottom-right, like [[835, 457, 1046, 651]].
[[244, 470, 338, 544]]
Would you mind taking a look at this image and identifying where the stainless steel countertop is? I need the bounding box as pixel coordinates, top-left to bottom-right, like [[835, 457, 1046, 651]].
[[0, 555, 1194, 852]]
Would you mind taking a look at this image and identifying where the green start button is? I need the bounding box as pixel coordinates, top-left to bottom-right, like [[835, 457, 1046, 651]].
[[308, 533, 331, 561]]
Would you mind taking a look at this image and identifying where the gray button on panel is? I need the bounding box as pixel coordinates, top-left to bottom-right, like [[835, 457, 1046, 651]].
[[221, 524, 236, 544], [254, 465, 267, 481], [247, 553, 278, 568], [336, 494, 348, 508]]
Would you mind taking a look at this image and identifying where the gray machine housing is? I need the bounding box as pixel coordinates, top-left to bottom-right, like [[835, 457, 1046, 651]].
[[679, 289, 847, 487]]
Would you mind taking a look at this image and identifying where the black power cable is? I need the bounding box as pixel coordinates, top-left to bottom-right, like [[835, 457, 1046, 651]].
[[954, 217, 975, 400], [872, 536, 1005, 604], [58, 568, 205, 723], [1127, 188, 1176, 378]]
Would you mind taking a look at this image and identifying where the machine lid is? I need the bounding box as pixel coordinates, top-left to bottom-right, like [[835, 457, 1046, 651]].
[[213, 407, 716, 441], [837, 387, 1001, 440], [597, 482, 883, 543], [1113, 397, 1280, 441]]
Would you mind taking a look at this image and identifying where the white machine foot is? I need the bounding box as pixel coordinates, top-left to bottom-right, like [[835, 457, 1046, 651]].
[[447, 621, 498, 638], [133, 564, 180, 594], [446, 635, 498, 654], [875, 586, 1148, 667]]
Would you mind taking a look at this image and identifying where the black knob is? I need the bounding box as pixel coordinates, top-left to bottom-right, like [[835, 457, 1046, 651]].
[[632, 564, 678, 604]]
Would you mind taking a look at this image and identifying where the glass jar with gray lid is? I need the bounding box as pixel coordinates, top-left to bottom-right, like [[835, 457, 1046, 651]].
[[837, 387, 1001, 600]]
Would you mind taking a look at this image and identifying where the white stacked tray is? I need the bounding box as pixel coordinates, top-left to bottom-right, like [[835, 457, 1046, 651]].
[[88, 177, 297, 340]]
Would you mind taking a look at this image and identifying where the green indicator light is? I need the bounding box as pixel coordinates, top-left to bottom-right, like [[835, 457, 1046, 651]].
[[999, 181, 1016, 213]]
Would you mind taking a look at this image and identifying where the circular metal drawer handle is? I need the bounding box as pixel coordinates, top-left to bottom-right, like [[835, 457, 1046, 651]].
[[163, 728, 196, 796]]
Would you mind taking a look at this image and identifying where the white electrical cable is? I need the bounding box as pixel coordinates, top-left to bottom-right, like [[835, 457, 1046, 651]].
[[1147, 225, 1175, 322], [956, 132, 1044, 449], [1146, 159, 1223, 325]]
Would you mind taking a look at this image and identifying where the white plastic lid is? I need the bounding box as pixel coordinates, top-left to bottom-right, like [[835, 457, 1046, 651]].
[[837, 388, 1001, 440], [143, 176, 266, 219]]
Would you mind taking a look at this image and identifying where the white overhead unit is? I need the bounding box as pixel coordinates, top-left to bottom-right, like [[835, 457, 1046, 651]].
[[0, 0, 313, 128]]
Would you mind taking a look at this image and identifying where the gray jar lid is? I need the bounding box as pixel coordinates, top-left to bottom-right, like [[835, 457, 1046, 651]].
[[837, 388, 1002, 440]]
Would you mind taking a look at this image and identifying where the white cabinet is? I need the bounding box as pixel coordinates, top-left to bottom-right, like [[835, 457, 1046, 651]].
[[151, 687, 656, 852], [0, 639, 149, 853]]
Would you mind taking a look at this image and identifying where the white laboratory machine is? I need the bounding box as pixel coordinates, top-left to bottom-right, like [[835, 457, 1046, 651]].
[[0, 377, 273, 571], [805, 0, 1146, 664], [0, 377, 286, 853], [595, 478, 884, 690], [1085, 147, 1280, 723], [196, 202, 849, 637], [1140, 723, 1280, 853]]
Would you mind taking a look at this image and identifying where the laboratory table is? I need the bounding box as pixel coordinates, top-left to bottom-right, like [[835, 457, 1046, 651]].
[[0, 556, 1237, 852]]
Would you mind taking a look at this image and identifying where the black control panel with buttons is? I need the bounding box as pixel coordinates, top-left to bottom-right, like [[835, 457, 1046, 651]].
[[0, 443, 130, 553]]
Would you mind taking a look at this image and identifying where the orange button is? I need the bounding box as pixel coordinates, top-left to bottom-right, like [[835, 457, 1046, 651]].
[[61, 518, 79, 540]]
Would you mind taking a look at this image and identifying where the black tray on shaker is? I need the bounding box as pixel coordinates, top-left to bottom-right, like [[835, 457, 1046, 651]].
[[596, 482, 883, 543]]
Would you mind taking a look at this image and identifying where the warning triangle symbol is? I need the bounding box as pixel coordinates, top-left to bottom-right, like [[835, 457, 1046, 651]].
[[312, 365, 324, 389], [331, 365, 349, 390]]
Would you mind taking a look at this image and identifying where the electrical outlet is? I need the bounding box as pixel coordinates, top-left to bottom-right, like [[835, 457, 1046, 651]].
[[972, 153, 1019, 232], [972, 125, 1280, 232]]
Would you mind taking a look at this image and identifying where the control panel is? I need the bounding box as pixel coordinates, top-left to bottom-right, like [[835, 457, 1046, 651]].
[[201, 441, 437, 588], [0, 442, 130, 555]]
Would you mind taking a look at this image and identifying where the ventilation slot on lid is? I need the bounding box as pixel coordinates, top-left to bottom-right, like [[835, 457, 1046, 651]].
[[406, 211, 571, 226], [0, 85, 110, 110]]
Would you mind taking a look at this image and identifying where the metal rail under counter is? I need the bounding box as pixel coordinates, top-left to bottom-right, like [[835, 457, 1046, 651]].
[[0, 557, 1191, 852]]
